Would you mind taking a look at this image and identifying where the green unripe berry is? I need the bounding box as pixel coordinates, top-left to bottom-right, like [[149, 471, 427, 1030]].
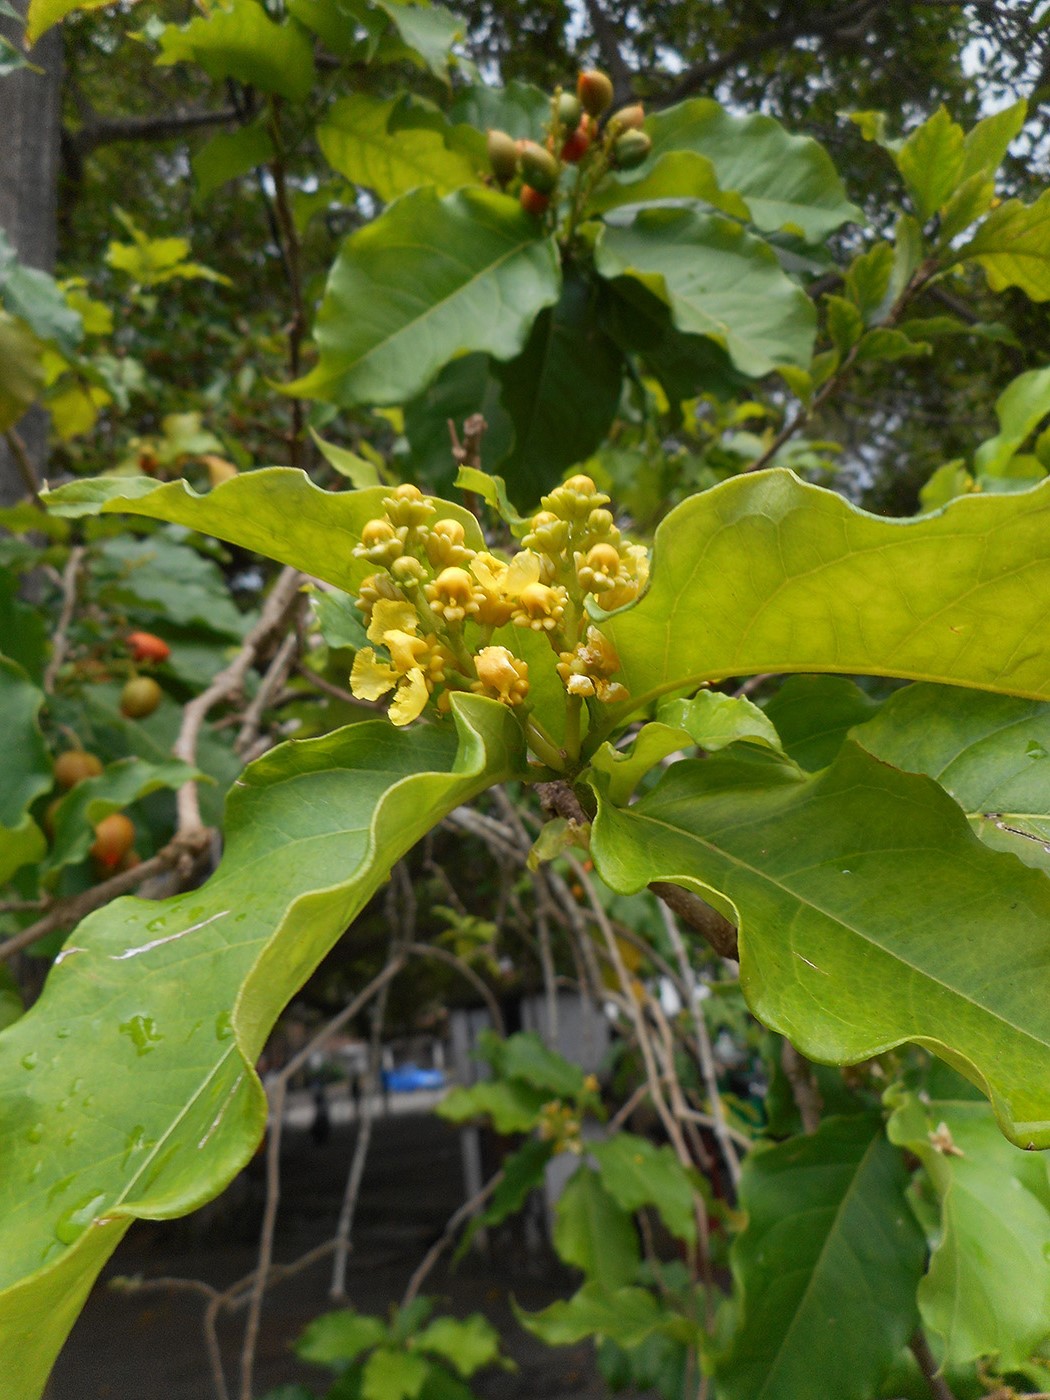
[[612, 129, 652, 170], [486, 129, 519, 185], [557, 92, 582, 130], [519, 141, 559, 194], [120, 676, 163, 720], [577, 68, 614, 117]]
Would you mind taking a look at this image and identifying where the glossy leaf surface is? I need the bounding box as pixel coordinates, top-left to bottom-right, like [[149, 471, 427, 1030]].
[[288, 188, 561, 407], [600, 469, 1050, 714], [317, 95, 479, 202], [595, 212, 815, 377], [591, 742, 1050, 1146], [0, 696, 523, 1399], [714, 1115, 923, 1400]]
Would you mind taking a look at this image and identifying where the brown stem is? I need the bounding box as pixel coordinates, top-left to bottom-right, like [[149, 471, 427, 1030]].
[[650, 882, 738, 961], [174, 566, 302, 833], [3, 427, 43, 505], [42, 544, 85, 692], [909, 1330, 957, 1400], [781, 1040, 822, 1134]]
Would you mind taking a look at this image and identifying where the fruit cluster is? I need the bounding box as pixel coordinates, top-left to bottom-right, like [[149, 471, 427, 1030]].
[[486, 68, 652, 220], [348, 476, 648, 745]]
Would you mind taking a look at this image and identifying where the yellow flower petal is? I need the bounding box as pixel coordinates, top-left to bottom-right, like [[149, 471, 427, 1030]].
[[386, 627, 429, 675], [350, 648, 398, 701], [505, 550, 542, 594], [389, 668, 430, 725], [367, 598, 419, 646]]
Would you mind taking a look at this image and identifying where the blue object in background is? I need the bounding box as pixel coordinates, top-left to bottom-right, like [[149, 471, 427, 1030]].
[[382, 1064, 447, 1093]]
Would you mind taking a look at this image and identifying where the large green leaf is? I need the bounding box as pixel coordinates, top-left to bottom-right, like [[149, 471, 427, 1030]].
[[958, 188, 1050, 301], [590, 1133, 697, 1243], [851, 683, 1050, 873], [43, 469, 483, 598], [895, 107, 965, 221], [288, 187, 561, 407], [365, 0, 464, 79], [518, 1283, 674, 1349], [0, 657, 50, 886], [634, 99, 861, 242], [0, 695, 523, 1399], [714, 1115, 924, 1400], [317, 95, 479, 202], [887, 1086, 1050, 1371], [153, 0, 315, 103], [762, 676, 882, 772], [553, 1166, 640, 1289], [590, 741, 1050, 1147], [594, 211, 816, 377], [495, 268, 624, 505], [448, 80, 548, 142], [598, 469, 1050, 720], [402, 353, 514, 494]]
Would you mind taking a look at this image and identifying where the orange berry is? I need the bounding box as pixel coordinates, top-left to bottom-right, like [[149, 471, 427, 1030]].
[[127, 631, 170, 663], [54, 750, 103, 789], [90, 813, 136, 870]]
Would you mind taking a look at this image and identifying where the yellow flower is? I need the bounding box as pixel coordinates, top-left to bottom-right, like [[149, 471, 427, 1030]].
[[598, 543, 649, 611], [556, 626, 628, 703], [424, 566, 482, 624], [350, 598, 445, 725], [470, 550, 542, 627], [472, 646, 530, 706], [513, 581, 567, 632]]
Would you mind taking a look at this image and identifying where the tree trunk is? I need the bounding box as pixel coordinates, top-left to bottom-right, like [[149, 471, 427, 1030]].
[[0, 0, 63, 504]]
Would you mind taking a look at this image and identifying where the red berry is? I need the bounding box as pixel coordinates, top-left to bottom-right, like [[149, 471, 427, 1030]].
[[560, 117, 593, 163], [520, 185, 551, 217], [127, 631, 170, 663]]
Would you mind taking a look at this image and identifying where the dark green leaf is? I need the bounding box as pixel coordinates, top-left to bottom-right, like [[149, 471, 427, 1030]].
[[762, 676, 882, 772], [714, 1115, 924, 1400], [553, 1166, 639, 1288], [154, 0, 316, 102], [191, 123, 274, 202], [288, 188, 561, 408]]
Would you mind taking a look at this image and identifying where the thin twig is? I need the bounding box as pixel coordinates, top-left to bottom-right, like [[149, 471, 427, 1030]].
[[0, 827, 213, 962], [910, 1330, 958, 1400], [405, 942, 505, 1037], [43, 545, 85, 692], [3, 427, 43, 506], [174, 566, 302, 833], [235, 628, 300, 755], [781, 1040, 822, 1134], [650, 882, 738, 961], [237, 958, 405, 1400], [400, 1170, 503, 1309], [659, 903, 742, 1189]]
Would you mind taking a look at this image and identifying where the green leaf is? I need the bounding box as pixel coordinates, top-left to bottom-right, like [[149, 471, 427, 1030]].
[[714, 1115, 924, 1400], [590, 741, 1050, 1147], [154, 0, 315, 103], [365, 0, 463, 79], [761, 675, 882, 772], [599, 470, 1050, 714], [587, 151, 750, 221], [851, 682, 1050, 873], [43, 469, 483, 598], [403, 353, 515, 496], [448, 80, 549, 142], [959, 98, 1026, 182], [191, 122, 274, 202], [489, 1030, 585, 1098], [297, 1310, 388, 1369], [90, 532, 248, 638], [311, 431, 382, 488], [895, 107, 965, 220], [639, 99, 861, 241], [0, 657, 50, 885], [317, 95, 479, 202], [590, 1134, 697, 1243], [594, 211, 816, 377], [958, 187, 1050, 301], [363, 1349, 430, 1400], [435, 1079, 549, 1134], [592, 691, 784, 805], [887, 1086, 1050, 1370], [0, 694, 523, 1399], [495, 268, 624, 505], [288, 188, 561, 407], [0, 313, 44, 431], [973, 365, 1050, 477], [42, 758, 201, 880], [518, 1283, 667, 1348], [824, 294, 864, 354], [0, 231, 82, 354], [851, 326, 929, 365], [476, 1137, 553, 1227], [413, 1315, 501, 1377], [553, 1166, 640, 1289], [844, 242, 894, 320], [24, 0, 117, 44]]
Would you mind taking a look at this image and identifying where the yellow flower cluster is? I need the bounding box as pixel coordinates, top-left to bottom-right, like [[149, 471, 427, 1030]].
[[347, 477, 647, 730]]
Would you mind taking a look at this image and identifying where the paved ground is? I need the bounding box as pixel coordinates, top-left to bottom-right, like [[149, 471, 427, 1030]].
[[47, 1105, 640, 1400]]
